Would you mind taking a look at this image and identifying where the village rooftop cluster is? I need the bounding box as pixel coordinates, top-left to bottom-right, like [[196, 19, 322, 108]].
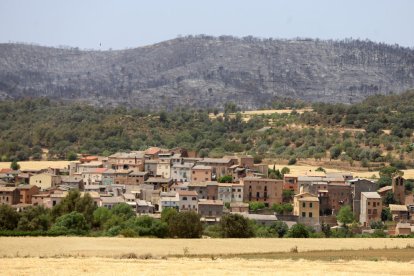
[[1, 147, 413, 235]]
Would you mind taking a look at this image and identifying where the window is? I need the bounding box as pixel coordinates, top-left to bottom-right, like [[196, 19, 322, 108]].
[[310, 203, 313, 208], [302, 202, 306, 208], [302, 212, 306, 217], [192, 197, 197, 201], [182, 197, 187, 200], [309, 212, 313, 218]]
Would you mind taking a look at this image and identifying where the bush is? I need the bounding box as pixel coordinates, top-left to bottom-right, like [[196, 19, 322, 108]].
[[0, 205, 20, 230], [168, 211, 203, 238], [288, 157, 297, 165], [119, 228, 137, 237], [249, 201, 265, 212], [286, 224, 310, 238], [218, 175, 233, 183], [51, 211, 90, 234], [269, 221, 289, 238], [220, 214, 255, 238]]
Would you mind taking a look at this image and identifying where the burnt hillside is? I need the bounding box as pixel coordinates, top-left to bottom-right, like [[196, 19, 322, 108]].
[[1, 36, 413, 110]]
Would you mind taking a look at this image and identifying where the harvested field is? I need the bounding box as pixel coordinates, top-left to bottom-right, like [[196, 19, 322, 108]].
[[1, 238, 414, 275], [0, 161, 71, 170], [267, 163, 414, 179], [1, 237, 414, 258], [1, 257, 414, 276]]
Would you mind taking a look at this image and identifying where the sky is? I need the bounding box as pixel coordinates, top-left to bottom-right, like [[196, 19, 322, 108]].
[[0, 0, 413, 50]]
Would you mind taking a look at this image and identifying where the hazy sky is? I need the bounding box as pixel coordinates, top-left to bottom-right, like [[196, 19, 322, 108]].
[[1, 0, 413, 49]]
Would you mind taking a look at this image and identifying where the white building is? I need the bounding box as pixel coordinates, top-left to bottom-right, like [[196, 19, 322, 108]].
[[178, 190, 198, 212], [160, 191, 179, 211], [171, 163, 194, 183]]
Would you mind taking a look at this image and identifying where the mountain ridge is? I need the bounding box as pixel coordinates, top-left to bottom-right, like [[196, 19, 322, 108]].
[[1, 35, 414, 110]]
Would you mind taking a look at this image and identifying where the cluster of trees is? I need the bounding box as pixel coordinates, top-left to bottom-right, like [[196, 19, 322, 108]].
[[1, 91, 414, 169]]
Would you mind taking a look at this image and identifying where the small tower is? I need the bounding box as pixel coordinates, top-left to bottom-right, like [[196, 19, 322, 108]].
[[392, 176, 405, 204]]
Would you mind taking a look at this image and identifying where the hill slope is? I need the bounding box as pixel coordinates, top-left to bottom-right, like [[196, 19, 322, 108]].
[[1, 36, 414, 110]]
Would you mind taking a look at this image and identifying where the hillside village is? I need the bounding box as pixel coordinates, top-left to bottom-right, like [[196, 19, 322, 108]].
[[1, 146, 414, 236]]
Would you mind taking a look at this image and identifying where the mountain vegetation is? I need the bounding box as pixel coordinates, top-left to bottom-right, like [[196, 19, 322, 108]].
[[0, 90, 414, 171]]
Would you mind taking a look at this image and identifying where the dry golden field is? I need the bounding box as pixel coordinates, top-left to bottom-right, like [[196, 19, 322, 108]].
[[0, 161, 71, 170], [267, 163, 414, 179], [1, 258, 414, 276], [1, 238, 414, 275], [209, 108, 313, 120], [1, 237, 414, 258]]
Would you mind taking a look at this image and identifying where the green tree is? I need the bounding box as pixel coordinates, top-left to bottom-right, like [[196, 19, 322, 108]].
[[381, 207, 392, 221], [377, 176, 392, 188], [269, 221, 289, 238], [315, 167, 326, 173], [282, 190, 294, 202], [51, 211, 90, 234], [330, 146, 341, 160], [288, 157, 297, 165], [383, 191, 396, 206], [280, 167, 290, 175], [111, 203, 136, 220], [10, 160, 20, 170], [67, 152, 78, 161], [168, 211, 203, 238], [249, 201, 265, 212], [92, 207, 112, 229], [218, 175, 233, 183], [161, 207, 178, 224], [220, 213, 255, 238], [336, 205, 355, 226], [379, 166, 401, 178], [286, 223, 310, 238], [17, 206, 51, 231], [0, 204, 20, 230]]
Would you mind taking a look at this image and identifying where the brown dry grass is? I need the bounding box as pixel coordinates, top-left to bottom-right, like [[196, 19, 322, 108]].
[[0, 161, 71, 170], [209, 108, 313, 120], [1, 237, 414, 258], [1, 258, 414, 276], [267, 163, 414, 179], [1, 238, 414, 275]]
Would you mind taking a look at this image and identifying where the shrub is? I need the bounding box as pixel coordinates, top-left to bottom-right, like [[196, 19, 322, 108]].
[[51, 211, 90, 234], [288, 157, 297, 165], [286, 224, 310, 238], [168, 211, 203, 238], [220, 214, 255, 238]]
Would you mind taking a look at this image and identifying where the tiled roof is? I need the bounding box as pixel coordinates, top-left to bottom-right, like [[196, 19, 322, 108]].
[[362, 192, 381, 199]]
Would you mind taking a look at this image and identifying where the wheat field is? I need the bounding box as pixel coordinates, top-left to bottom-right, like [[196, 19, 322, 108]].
[[1, 237, 414, 257], [0, 161, 71, 170], [1, 237, 414, 275], [1, 258, 414, 276]]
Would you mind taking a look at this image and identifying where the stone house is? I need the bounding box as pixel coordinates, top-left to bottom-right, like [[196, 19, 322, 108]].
[[198, 200, 224, 219], [191, 165, 212, 182], [29, 173, 61, 190], [360, 192, 382, 227], [293, 192, 320, 226], [16, 185, 40, 204], [349, 178, 377, 218], [0, 187, 20, 205], [177, 190, 198, 212], [389, 204, 409, 222], [241, 177, 283, 206], [171, 162, 193, 183]]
